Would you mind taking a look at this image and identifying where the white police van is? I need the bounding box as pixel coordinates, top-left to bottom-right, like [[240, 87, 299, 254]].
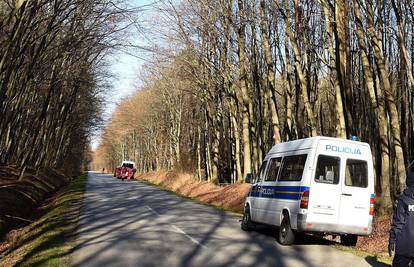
[[241, 136, 375, 246]]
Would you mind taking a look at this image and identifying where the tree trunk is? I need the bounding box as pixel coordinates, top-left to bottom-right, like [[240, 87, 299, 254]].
[[334, 0, 353, 136], [364, 0, 406, 194], [259, 0, 282, 144], [237, 0, 252, 178], [354, 0, 392, 213], [321, 0, 347, 138], [277, 0, 318, 136]]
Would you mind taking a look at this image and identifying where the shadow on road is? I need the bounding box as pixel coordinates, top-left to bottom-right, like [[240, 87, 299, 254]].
[[70, 173, 390, 267]]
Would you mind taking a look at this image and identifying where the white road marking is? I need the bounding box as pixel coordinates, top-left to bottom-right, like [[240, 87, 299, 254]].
[[145, 205, 207, 249], [171, 225, 208, 249], [112, 208, 126, 211], [146, 205, 161, 216]]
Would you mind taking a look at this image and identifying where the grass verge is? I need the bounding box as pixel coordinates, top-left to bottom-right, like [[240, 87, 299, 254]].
[[0, 173, 88, 267], [334, 245, 392, 266]]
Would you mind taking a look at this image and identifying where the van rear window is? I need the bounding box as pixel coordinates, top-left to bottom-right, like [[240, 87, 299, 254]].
[[315, 155, 340, 184], [278, 154, 307, 182], [345, 159, 368, 188]]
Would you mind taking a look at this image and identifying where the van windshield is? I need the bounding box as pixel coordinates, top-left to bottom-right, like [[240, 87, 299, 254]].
[[256, 161, 268, 183], [345, 159, 368, 188]]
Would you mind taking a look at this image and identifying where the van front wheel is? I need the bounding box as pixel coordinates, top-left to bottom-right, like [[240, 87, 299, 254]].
[[340, 234, 358, 246], [241, 206, 254, 231], [278, 215, 295, 245]]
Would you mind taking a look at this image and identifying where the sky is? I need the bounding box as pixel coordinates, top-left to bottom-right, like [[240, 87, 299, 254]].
[[91, 0, 156, 150], [105, 48, 142, 115]]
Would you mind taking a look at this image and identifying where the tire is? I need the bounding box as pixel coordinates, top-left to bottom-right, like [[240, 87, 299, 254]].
[[241, 205, 254, 231], [340, 234, 358, 246], [278, 214, 295, 245]]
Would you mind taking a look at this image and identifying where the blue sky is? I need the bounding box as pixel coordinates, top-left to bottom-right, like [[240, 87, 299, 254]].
[[92, 0, 157, 149], [106, 48, 142, 115], [105, 0, 155, 112]]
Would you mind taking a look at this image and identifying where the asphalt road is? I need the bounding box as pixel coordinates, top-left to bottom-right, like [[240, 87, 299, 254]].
[[71, 172, 387, 267]]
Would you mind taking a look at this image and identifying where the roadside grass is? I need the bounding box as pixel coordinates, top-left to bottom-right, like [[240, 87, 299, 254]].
[[334, 245, 392, 266], [138, 174, 392, 266], [0, 173, 88, 267]]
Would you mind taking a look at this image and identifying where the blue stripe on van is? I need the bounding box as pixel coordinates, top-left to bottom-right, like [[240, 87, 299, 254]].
[[248, 185, 310, 200]]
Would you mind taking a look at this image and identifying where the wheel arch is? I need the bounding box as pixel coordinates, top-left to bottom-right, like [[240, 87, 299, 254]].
[[244, 199, 252, 209], [279, 207, 291, 226]]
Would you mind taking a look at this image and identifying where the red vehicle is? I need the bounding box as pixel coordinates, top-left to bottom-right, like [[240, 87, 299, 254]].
[[115, 161, 136, 181], [127, 167, 134, 180], [114, 166, 121, 178]]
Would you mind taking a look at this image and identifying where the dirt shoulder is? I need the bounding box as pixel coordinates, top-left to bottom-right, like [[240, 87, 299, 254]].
[[137, 171, 251, 213], [138, 171, 392, 266], [0, 173, 88, 267]]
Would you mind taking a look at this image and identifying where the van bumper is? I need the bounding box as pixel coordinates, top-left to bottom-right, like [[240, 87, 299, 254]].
[[297, 214, 373, 236]]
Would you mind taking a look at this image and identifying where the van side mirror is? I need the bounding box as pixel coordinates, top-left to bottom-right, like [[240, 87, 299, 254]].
[[245, 173, 253, 184]]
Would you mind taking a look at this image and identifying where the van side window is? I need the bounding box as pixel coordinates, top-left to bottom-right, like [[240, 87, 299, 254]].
[[315, 155, 340, 184], [255, 160, 268, 183], [278, 154, 308, 182], [345, 159, 368, 188], [265, 157, 282, 181]]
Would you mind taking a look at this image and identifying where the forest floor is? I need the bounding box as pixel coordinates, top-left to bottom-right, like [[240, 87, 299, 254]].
[[0, 173, 87, 267], [138, 171, 392, 265]]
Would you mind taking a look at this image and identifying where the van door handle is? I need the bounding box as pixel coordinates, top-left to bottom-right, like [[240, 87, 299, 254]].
[[342, 193, 352, 196]]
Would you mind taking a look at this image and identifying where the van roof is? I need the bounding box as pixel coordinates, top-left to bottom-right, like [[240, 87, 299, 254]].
[[268, 136, 369, 155], [121, 160, 135, 164]]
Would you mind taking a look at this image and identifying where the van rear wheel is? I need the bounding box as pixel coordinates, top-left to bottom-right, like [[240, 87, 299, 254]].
[[340, 234, 358, 246], [278, 215, 295, 245]]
